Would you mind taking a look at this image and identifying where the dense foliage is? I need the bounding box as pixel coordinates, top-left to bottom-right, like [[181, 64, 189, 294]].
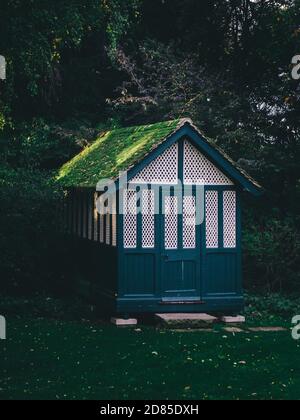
[[1, 0, 300, 295]]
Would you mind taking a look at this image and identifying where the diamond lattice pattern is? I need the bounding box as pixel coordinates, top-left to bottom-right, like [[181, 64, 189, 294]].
[[206, 191, 219, 248], [164, 196, 178, 249], [131, 143, 178, 185], [123, 190, 137, 248], [184, 141, 233, 185], [183, 196, 196, 249], [142, 190, 155, 248], [223, 191, 237, 248]]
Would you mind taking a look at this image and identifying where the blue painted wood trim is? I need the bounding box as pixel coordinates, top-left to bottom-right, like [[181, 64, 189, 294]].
[[237, 190, 243, 295], [137, 187, 143, 249], [218, 190, 224, 248], [116, 296, 244, 314], [178, 139, 184, 248], [117, 191, 123, 298]]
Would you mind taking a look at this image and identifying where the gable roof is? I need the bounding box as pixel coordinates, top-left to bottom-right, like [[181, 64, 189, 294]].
[[57, 118, 263, 196]]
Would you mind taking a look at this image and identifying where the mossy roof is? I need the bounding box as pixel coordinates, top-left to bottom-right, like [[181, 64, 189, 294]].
[[57, 118, 262, 192], [57, 119, 182, 188]]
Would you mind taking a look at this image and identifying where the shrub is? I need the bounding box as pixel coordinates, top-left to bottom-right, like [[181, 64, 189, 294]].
[[245, 293, 300, 318], [243, 218, 300, 292], [0, 164, 71, 295], [0, 295, 96, 320]]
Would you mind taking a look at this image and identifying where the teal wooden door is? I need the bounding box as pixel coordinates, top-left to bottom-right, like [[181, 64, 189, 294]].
[[161, 190, 201, 300]]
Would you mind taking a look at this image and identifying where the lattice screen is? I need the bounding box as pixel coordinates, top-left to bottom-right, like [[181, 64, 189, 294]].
[[183, 196, 196, 249], [142, 190, 155, 248], [112, 214, 117, 247], [131, 143, 178, 185], [164, 196, 178, 250], [184, 141, 233, 185], [206, 191, 219, 248], [111, 196, 117, 247], [123, 190, 137, 249], [223, 191, 237, 248]]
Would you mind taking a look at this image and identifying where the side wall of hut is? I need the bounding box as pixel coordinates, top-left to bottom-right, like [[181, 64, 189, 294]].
[[63, 189, 118, 311]]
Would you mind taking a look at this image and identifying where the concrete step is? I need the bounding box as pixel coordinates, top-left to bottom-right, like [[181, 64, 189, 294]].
[[156, 313, 218, 329]]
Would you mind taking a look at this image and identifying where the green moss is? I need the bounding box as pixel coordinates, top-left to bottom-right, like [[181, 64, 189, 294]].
[[57, 120, 181, 188]]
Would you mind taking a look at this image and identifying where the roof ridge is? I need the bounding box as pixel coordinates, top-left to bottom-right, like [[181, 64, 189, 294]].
[[111, 118, 182, 131], [94, 118, 187, 145]]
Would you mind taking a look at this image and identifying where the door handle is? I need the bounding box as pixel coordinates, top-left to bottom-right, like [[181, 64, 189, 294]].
[[162, 255, 169, 261]]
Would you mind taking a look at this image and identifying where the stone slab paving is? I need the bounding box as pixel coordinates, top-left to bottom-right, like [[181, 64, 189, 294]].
[[111, 318, 138, 327], [154, 313, 287, 333], [170, 329, 214, 333], [223, 327, 245, 333], [248, 327, 287, 332]]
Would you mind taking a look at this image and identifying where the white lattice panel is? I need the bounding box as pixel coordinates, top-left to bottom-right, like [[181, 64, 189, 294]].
[[183, 196, 196, 249], [206, 191, 219, 248], [123, 190, 137, 249], [184, 141, 233, 185], [111, 196, 117, 247], [131, 143, 178, 185], [142, 190, 155, 248], [223, 191, 237, 248], [112, 214, 117, 247], [164, 196, 178, 249]]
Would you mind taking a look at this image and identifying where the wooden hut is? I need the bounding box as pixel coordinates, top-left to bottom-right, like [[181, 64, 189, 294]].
[[58, 119, 262, 315]]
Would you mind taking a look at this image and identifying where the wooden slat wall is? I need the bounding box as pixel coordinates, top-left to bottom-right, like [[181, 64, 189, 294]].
[[66, 190, 117, 247]]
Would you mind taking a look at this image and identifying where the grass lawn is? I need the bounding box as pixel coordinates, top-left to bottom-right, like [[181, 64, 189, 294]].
[[0, 317, 299, 400]]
